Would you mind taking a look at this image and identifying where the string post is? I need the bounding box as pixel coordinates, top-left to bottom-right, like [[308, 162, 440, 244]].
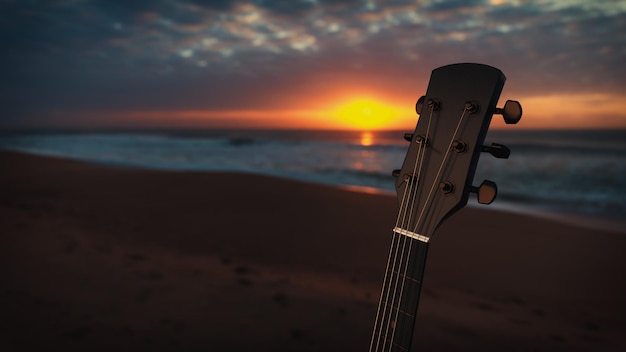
[[427, 98, 441, 111], [402, 173, 420, 187], [465, 100, 480, 114], [451, 140, 467, 153], [438, 180, 455, 195], [415, 135, 429, 146]]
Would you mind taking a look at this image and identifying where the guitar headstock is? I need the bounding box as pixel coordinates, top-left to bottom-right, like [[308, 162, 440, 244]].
[[393, 63, 521, 239]]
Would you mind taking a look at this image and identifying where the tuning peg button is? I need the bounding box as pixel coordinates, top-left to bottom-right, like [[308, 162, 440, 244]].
[[481, 143, 510, 159], [415, 96, 425, 115], [494, 100, 522, 124], [392, 169, 401, 177], [403, 133, 413, 142], [471, 180, 498, 204]]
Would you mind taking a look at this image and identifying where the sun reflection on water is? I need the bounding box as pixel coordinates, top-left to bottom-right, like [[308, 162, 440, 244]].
[[360, 131, 373, 146]]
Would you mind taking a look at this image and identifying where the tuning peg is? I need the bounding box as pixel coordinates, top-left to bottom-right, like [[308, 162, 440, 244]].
[[494, 100, 522, 124], [392, 169, 401, 177], [415, 96, 425, 115], [481, 143, 510, 159], [403, 133, 413, 142], [471, 180, 497, 204]]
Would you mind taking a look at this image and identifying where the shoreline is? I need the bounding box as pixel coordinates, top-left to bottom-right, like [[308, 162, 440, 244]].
[[2, 150, 625, 351], [3, 148, 623, 234]]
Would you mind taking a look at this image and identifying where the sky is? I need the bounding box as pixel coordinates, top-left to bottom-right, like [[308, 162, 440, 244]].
[[1, 0, 626, 130]]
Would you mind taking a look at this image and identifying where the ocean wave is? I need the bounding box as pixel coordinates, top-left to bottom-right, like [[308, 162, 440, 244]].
[[2, 129, 624, 220]]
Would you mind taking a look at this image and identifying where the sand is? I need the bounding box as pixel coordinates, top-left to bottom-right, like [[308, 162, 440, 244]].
[[1, 150, 625, 351]]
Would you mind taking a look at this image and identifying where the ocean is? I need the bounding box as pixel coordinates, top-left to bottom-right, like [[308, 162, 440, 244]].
[[2, 129, 625, 228]]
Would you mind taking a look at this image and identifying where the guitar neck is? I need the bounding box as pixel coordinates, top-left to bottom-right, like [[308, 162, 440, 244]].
[[369, 230, 429, 352]]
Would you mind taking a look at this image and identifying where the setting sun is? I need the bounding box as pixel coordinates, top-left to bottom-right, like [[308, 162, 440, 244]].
[[332, 98, 404, 130]]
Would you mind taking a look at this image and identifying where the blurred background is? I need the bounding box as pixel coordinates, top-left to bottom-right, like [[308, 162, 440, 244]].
[[2, 0, 625, 225]]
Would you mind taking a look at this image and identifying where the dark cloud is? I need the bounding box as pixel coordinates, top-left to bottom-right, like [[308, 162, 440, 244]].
[[424, 0, 487, 12], [183, 0, 235, 11], [253, 0, 319, 15]]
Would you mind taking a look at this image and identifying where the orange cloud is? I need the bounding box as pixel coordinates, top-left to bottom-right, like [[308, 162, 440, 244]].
[[43, 92, 626, 131], [125, 96, 414, 130], [491, 93, 626, 129]]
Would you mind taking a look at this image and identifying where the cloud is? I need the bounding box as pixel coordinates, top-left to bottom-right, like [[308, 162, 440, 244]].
[[1, 0, 625, 128]]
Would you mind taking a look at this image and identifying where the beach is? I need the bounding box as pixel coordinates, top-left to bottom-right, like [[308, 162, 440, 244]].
[[1, 150, 625, 351]]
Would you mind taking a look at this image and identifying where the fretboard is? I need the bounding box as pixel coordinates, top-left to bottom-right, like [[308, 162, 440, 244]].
[[369, 230, 429, 352]]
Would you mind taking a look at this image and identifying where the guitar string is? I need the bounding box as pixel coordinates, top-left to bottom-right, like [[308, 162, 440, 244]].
[[383, 103, 468, 351], [381, 108, 434, 350], [373, 137, 424, 351], [384, 105, 435, 350], [381, 104, 469, 351], [369, 129, 423, 352], [385, 108, 434, 350], [391, 104, 470, 351], [369, 192, 408, 351], [412, 106, 470, 235], [370, 105, 432, 351]]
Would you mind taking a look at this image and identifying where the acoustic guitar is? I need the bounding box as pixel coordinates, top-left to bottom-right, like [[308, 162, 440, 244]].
[[369, 63, 522, 351]]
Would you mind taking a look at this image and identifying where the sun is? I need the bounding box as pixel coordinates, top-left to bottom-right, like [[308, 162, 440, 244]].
[[332, 98, 402, 130]]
